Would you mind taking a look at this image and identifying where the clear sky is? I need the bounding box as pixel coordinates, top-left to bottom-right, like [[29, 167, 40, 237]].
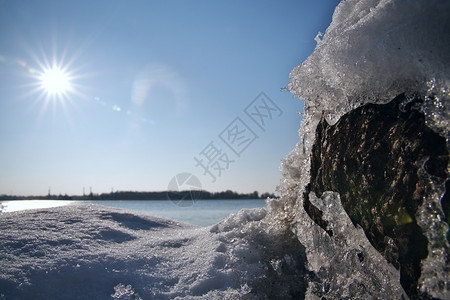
[[0, 0, 340, 196]]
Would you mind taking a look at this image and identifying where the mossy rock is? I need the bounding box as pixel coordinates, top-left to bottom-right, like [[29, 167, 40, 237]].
[[306, 94, 448, 299]]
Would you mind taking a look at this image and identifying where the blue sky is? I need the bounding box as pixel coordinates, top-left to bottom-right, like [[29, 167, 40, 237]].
[[0, 0, 340, 196]]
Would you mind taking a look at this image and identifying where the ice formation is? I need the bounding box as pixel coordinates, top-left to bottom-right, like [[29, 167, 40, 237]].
[[278, 0, 449, 298], [282, 0, 449, 199], [294, 192, 406, 298]]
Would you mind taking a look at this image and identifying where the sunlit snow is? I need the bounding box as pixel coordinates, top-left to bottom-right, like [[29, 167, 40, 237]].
[[0, 205, 304, 299]]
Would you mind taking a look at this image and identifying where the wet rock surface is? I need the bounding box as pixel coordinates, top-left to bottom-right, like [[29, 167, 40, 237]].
[[306, 94, 449, 299]]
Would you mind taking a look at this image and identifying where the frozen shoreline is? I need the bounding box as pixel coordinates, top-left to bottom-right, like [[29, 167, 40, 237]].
[[0, 199, 266, 227]]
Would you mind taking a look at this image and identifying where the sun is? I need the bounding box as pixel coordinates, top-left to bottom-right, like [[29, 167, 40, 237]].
[[19, 41, 88, 120], [39, 65, 72, 96], [25, 53, 84, 121]]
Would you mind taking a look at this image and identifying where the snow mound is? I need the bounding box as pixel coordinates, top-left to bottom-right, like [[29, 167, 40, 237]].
[[0, 204, 305, 299]]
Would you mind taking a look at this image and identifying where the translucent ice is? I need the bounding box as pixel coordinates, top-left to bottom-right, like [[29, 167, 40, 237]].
[[282, 0, 449, 197], [281, 0, 449, 298], [294, 192, 407, 299]]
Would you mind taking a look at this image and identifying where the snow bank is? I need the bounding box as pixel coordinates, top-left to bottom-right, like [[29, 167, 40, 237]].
[[0, 204, 305, 299]]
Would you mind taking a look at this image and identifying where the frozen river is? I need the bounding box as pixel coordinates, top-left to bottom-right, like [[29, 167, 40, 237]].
[[0, 199, 266, 226]]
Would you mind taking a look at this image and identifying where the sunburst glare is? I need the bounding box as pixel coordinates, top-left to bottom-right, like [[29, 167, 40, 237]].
[[23, 45, 88, 123], [39, 65, 72, 96]]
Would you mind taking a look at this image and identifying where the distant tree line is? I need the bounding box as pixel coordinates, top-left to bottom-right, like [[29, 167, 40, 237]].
[[0, 190, 276, 201]]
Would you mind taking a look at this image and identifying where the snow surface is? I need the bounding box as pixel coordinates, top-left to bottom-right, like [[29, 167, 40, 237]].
[[0, 204, 306, 299]]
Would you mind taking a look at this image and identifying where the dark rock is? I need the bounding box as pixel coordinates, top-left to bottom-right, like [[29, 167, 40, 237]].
[[305, 94, 448, 299]]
